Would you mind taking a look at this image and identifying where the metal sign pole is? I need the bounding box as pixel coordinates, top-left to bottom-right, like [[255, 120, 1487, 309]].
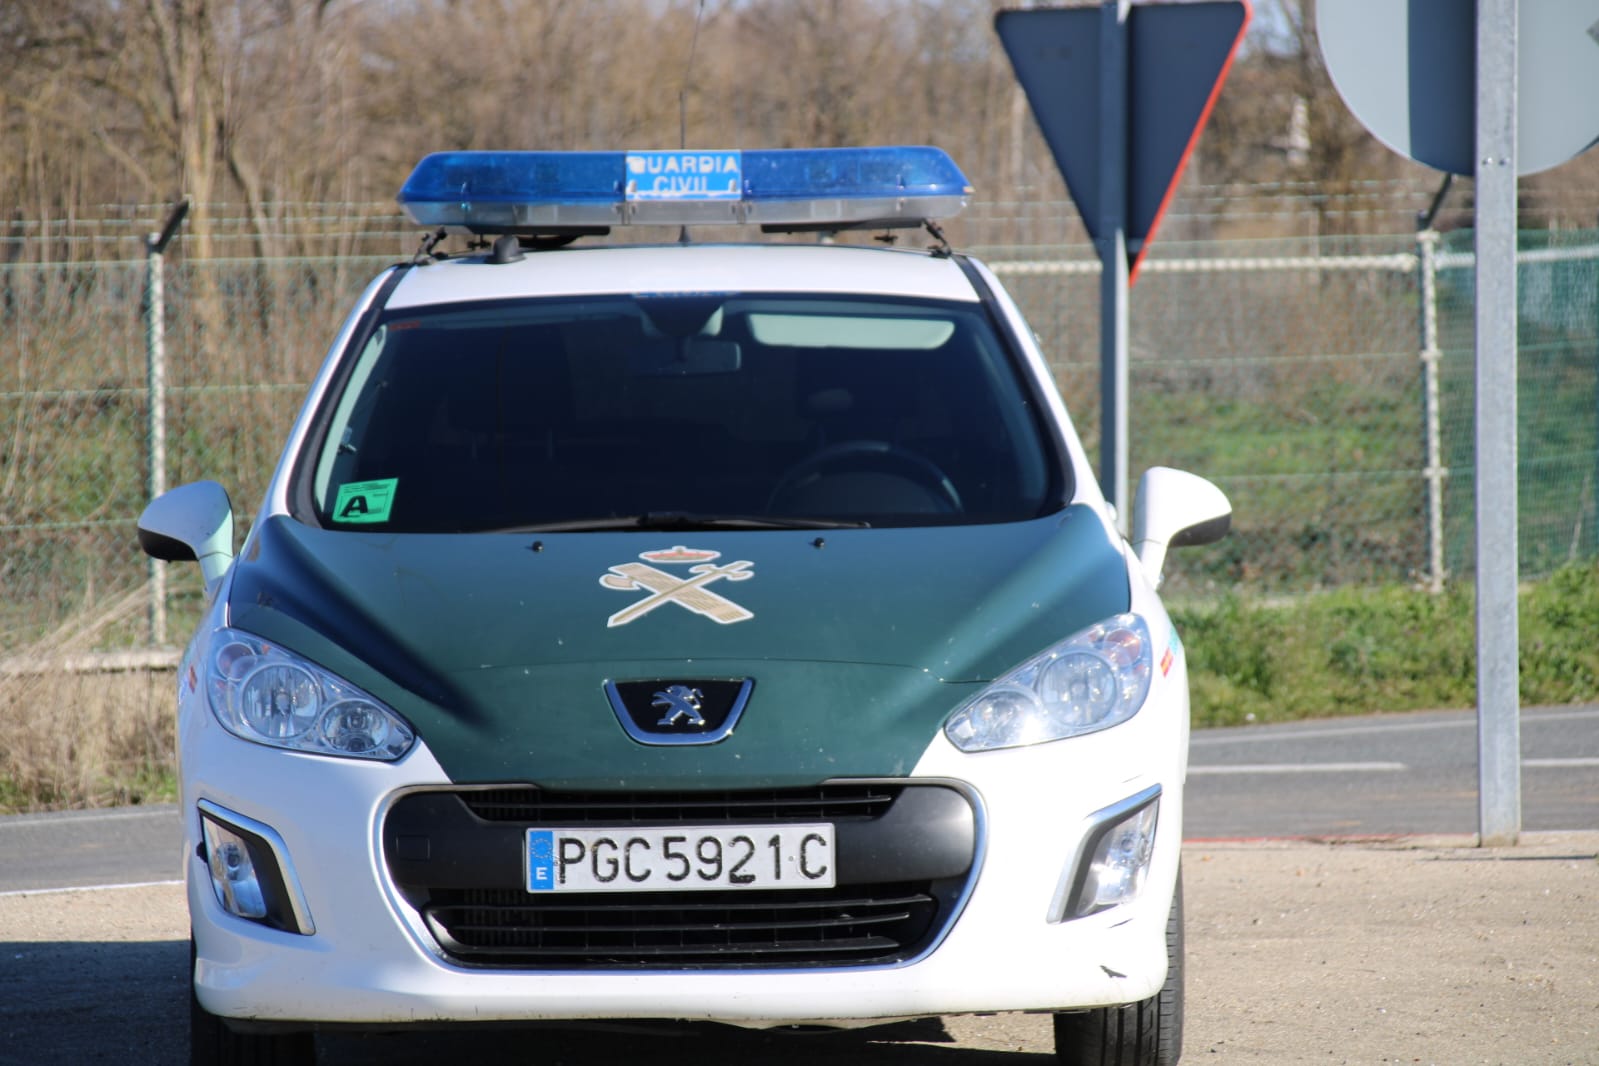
[[1475, 0, 1522, 846], [1099, 0, 1131, 534]]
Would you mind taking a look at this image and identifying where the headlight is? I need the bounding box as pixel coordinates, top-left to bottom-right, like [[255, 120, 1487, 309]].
[[944, 613, 1154, 752], [205, 628, 415, 760]]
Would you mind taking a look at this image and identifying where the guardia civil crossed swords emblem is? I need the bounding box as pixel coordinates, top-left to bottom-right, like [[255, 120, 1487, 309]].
[[600, 546, 755, 627]]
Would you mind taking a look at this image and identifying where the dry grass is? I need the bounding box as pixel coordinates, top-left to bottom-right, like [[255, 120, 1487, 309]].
[[0, 586, 176, 813]]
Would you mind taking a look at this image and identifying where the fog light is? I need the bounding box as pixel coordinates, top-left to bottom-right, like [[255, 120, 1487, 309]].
[[1055, 786, 1161, 920], [203, 817, 268, 919], [197, 801, 316, 935]]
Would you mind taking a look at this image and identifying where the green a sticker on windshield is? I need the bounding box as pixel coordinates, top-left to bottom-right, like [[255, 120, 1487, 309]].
[[333, 478, 398, 524]]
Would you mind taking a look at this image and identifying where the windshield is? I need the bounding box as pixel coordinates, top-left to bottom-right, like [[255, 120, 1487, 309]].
[[305, 291, 1060, 532]]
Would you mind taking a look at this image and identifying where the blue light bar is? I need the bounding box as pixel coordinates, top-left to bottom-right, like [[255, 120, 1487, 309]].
[[396, 146, 972, 233]]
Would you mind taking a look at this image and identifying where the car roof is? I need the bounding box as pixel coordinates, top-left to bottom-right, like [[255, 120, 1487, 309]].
[[383, 242, 981, 309]]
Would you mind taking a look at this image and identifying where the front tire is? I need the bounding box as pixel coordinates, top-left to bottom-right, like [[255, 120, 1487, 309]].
[[190, 936, 316, 1066], [1053, 868, 1184, 1066]]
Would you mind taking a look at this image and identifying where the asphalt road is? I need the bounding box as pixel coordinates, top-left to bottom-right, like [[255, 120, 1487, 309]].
[[2, 705, 1596, 894], [0, 805, 183, 895], [1185, 703, 1599, 838]]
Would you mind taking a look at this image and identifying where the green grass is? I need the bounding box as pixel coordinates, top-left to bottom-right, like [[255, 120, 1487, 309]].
[[1173, 559, 1599, 727]]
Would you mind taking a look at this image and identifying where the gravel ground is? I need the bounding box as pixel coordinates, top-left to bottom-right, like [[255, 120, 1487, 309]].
[[2, 833, 1595, 1065]]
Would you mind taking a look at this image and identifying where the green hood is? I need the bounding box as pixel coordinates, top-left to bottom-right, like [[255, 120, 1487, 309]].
[[228, 506, 1128, 787]]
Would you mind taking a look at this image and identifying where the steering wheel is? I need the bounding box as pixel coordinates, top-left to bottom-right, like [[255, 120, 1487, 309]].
[[768, 440, 963, 514]]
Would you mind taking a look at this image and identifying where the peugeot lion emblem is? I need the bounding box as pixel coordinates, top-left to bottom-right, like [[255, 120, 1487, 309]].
[[652, 685, 708, 728], [604, 678, 755, 746]]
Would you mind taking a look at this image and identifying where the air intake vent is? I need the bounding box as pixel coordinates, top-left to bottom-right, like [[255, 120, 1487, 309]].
[[424, 883, 938, 968], [459, 784, 899, 825]]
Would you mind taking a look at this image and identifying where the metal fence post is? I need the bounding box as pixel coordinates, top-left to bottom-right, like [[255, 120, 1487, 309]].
[[144, 200, 188, 648], [1417, 228, 1446, 593]]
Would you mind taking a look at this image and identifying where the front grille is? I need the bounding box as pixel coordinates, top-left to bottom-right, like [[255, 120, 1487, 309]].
[[385, 784, 975, 970], [459, 784, 900, 824], [423, 883, 939, 967]]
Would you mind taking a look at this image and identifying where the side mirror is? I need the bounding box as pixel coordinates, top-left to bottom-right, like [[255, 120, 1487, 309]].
[[1132, 467, 1231, 588], [138, 480, 236, 590]]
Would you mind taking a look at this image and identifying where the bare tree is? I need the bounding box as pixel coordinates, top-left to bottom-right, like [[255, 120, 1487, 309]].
[[9, 0, 1594, 257], [1201, 0, 1432, 236]]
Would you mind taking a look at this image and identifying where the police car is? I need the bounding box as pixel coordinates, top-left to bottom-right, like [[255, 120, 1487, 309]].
[[139, 146, 1230, 1066]]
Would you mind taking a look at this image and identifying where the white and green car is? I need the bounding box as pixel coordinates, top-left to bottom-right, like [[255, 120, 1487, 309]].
[[140, 146, 1230, 1066]]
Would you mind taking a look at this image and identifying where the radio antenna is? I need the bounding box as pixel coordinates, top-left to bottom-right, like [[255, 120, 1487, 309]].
[[679, 0, 706, 149]]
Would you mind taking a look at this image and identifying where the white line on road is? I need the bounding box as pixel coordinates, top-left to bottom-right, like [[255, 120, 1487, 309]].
[[0, 878, 183, 899], [1190, 762, 1409, 775], [1191, 706, 1599, 747], [0, 807, 177, 829], [1193, 757, 1597, 774], [1191, 720, 1467, 746]]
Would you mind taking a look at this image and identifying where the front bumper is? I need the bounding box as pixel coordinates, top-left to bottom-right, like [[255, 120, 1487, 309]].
[[188, 709, 1183, 1028]]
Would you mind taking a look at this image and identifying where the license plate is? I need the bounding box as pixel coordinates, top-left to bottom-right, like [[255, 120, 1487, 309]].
[[525, 824, 836, 893]]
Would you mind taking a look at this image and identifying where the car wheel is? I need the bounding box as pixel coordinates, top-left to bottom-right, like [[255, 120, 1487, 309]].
[[190, 937, 315, 1066], [1052, 867, 1184, 1066]]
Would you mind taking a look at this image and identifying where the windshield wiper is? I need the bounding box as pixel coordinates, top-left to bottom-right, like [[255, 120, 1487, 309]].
[[492, 511, 871, 533]]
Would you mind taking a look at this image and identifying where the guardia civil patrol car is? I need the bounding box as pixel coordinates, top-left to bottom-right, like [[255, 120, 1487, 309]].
[[140, 146, 1231, 1066]]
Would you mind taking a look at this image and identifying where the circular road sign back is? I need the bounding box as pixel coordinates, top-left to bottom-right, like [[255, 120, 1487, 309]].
[[1318, 0, 1599, 176]]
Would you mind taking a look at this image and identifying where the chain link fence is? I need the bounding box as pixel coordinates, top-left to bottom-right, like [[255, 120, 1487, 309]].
[[985, 230, 1599, 597], [3, 224, 1597, 651]]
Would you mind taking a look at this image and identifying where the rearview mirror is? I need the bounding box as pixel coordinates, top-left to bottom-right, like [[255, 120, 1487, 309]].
[[138, 480, 236, 591], [629, 337, 742, 376], [1131, 467, 1231, 588]]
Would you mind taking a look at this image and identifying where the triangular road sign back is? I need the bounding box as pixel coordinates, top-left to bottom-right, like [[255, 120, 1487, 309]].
[[997, 2, 1249, 281]]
